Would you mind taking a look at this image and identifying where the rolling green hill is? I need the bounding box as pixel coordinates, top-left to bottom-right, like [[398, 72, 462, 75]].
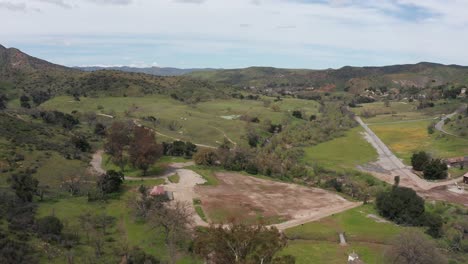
[[0, 45, 231, 104], [189, 63, 468, 94]]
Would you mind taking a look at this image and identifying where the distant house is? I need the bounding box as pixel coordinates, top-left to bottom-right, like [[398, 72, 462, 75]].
[[348, 252, 365, 264], [150, 185, 165, 196], [149, 185, 174, 200], [444, 156, 468, 168]]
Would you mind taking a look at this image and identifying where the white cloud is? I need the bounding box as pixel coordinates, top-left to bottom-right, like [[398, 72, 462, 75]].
[[1, 0, 468, 67], [36, 0, 72, 9]]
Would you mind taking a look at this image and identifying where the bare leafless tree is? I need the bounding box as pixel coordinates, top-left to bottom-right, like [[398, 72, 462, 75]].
[[149, 201, 194, 264], [385, 230, 447, 264]]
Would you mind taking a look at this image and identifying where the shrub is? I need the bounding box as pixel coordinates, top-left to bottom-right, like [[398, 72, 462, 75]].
[[411, 151, 431, 171], [292, 110, 303, 119], [193, 149, 218, 166]]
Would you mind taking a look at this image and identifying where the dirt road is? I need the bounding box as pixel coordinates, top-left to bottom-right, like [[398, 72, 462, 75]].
[[434, 104, 467, 138]]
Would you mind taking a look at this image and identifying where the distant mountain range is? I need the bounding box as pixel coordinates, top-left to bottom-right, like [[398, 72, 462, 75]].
[[75, 66, 219, 76], [2, 43, 468, 99]]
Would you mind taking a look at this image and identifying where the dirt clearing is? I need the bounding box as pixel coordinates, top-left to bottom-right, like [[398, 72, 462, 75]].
[[195, 172, 359, 229]]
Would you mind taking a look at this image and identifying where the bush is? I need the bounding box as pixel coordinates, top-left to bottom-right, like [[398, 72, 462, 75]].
[[72, 136, 91, 152], [193, 149, 218, 166], [292, 110, 303, 119], [411, 151, 431, 171], [376, 186, 425, 225], [424, 212, 443, 238], [127, 247, 160, 264]]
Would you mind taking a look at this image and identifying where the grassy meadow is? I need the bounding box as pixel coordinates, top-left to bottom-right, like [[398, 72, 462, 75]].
[[352, 100, 461, 124], [303, 127, 378, 171], [281, 204, 408, 264], [370, 120, 468, 164], [42, 95, 320, 147], [36, 179, 201, 264]]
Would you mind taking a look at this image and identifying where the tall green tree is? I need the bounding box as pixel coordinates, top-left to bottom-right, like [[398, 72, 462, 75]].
[[423, 159, 448, 180], [376, 186, 425, 225], [411, 151, 431, 171], [97, 170, 124, 194]]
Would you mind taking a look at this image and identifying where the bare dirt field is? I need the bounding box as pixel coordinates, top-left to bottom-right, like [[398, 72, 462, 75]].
[[195, 172, 360, 229]]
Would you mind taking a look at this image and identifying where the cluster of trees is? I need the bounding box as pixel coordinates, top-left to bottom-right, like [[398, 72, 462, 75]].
[[376, 184, 443, 238], [18, 91, 52, 109], [162, 140, 197, 158], [411, 151, 448, 180], [105, 121, 163, 175], [0, 173, 70, 263], [194, 141, 308, 180], [37, 110, 80, 130], [194, 223, 295, 264]]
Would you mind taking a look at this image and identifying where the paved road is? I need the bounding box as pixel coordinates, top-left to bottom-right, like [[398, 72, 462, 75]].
[[356, 116, 463, 191], [434, 104, 467, 138]]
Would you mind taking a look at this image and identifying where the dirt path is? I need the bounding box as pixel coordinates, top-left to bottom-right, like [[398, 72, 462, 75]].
[[164, 169, 208, 226], [132, 119, 217, 149], [209, 125, 237, 146], [89, 150, 106, 175], [89, 150, 208, 225], [434, 104, 467, 138]]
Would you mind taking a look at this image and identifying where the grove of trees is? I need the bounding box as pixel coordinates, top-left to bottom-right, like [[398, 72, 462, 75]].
[[411, 151, 448, 180], [194, 223, 295, 264], [105, 122, 163, 175]]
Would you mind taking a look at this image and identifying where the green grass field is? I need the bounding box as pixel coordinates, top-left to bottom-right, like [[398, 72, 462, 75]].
[[36, 179, 202, 264], [303, 127, 377, 170], [353, 100, 461, 124], [281, 204, 407, 264], [370, 120, 468, 164], [41, 96, 319, 147]]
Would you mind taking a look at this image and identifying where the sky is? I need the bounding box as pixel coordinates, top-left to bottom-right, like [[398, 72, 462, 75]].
[[1, 0, 468, 69]]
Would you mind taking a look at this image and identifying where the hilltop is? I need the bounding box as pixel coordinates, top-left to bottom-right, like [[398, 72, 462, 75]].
[[0, 45, 230, 103]]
